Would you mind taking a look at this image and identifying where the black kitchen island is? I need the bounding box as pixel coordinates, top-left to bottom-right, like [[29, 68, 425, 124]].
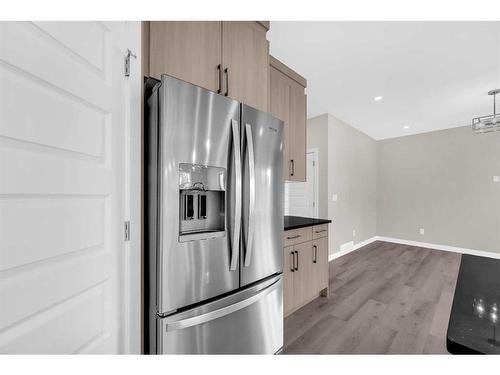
[[447, 254, 500, 354]]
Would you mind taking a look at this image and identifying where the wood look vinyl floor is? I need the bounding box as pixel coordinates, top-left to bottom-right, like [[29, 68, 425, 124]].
[[283, 241, 461, 354]]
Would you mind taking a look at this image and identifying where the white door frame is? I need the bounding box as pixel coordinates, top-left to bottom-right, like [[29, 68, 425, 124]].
[[307, 148, 319, 218], [123, 21, 142, 354]]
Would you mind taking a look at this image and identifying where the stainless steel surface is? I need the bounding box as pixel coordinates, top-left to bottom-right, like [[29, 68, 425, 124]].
[[241, 105, 284, 287], [230, 119, 242, 271], [243, 123, 255, 267], [157, 275, 283, 354], [178, 164, 226, 239], [178, 163, 226, 191], [156, 76, 240, 313], [147, 76, 284, 354]]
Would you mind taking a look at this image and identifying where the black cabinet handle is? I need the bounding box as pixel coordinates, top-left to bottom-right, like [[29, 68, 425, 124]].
[[315, 229, 327, 234], [313, 245, 318, 264], [294, 250, 299, 271], [224, 68, 229, 96], [286, 234, 301, 240], [217, 64, 222, 94], [290, 252, 295, 272], [290, 160, 294, 176]]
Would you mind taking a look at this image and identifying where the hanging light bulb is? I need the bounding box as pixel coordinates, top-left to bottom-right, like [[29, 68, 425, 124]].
[[472, 89, 500, 133]]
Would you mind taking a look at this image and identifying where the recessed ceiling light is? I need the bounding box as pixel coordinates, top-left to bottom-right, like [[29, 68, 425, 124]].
[[374, 96, 383, 102], [403, 125, 410, 129]]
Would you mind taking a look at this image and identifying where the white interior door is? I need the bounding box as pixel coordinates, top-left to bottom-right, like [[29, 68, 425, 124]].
[[284, 150, 318, 218], [0, 21, 130, 353]]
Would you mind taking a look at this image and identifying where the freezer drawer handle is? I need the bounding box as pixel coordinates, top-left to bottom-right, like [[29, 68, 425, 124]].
[[294, 251, 299, 271], [230, 119, 242, 271], [244, 123, 256, 267], [163, 277, 282, 332]]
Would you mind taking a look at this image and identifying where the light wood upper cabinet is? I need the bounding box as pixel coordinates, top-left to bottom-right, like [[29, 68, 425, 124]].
[[222, 22, 269, 112], [289, 80, 307, 181], [149, 22, 222, 92], [146, 21, 269, 112], [269, 56, 307, 181], [270, 66, 291, 180]]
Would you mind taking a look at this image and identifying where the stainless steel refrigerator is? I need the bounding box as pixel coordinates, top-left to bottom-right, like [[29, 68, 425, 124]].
[[145, 75, 284, 354]]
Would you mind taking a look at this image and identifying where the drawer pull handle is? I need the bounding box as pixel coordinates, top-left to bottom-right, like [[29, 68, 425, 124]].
[[287, 234, 301, 240], [315, 229, 327, 234]]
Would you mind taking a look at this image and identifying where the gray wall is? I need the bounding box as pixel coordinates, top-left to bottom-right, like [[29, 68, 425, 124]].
[[377, 126, 500, 253], [307, 114, 329, 219], [327, 115, 377, 256]]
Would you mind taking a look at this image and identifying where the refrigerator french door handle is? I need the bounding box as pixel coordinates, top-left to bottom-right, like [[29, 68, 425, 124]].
[[244, 123, 256, 267], [230, 119, 242, 271], [163, 277, 282, 332]]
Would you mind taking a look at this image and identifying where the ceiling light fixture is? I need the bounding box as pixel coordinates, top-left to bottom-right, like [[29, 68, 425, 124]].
[[472, 89, 500, 133], [374, 96, 383, 102]]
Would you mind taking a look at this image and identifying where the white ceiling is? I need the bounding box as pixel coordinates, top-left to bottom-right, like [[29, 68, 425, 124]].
[[269, 21, 500, 140]]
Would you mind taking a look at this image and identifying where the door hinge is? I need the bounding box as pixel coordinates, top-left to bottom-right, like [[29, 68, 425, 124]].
[[124, 221, 131, 241], [124, 49, 136, 77]]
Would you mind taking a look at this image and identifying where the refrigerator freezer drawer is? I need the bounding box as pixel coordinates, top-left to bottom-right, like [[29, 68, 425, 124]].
[[157, 275, 283, 354]]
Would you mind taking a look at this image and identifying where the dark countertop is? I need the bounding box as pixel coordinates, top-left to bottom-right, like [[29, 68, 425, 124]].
[[447, 254, 500, 354], [284, 215, 332, 231]]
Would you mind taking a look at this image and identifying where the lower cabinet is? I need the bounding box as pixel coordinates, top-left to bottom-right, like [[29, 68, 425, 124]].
[[283, 225, 329, 317]]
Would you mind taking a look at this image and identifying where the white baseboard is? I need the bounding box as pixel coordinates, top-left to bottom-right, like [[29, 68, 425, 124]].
[[376, 236, 500, 260], [328, 235, 500, 262], [328, 236, 378, 262]]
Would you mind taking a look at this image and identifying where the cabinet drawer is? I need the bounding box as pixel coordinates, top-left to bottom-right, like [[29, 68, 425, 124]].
[[312, 224, 328, 239], [283, 227, 312, 247]]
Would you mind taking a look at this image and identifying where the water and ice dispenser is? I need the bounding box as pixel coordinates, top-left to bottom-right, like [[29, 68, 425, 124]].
[[178, 163, 226, 242]]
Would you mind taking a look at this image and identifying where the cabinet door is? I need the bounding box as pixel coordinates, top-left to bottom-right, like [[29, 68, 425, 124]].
[[270, 66, 291, 180], [283, 246, 296, 316], [288, 80, 307, 181], [312, 237, 329, 293], [222, 22, 269, 112], [149, 21, 222, 92], [293, 242, 313, 309]]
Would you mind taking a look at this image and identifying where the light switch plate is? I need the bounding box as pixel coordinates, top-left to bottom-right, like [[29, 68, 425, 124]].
[[419, 228, 425, 235], [494, 176, 499, 183], [332, 194, 338, 202]]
